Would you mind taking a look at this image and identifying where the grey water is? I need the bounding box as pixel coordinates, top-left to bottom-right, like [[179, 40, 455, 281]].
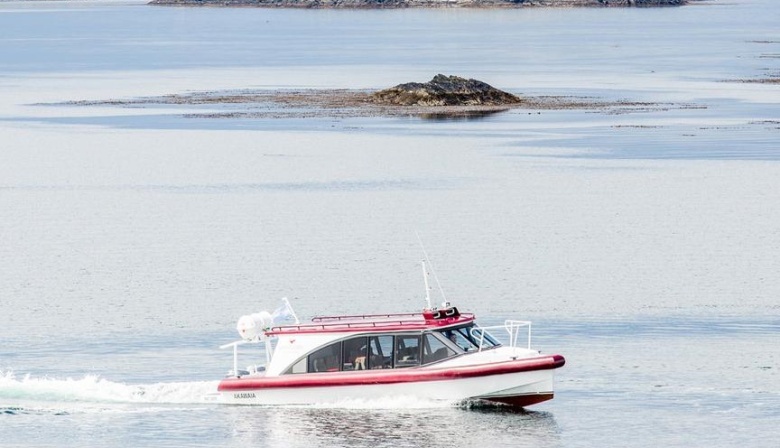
[[1, 0, 779, 447]]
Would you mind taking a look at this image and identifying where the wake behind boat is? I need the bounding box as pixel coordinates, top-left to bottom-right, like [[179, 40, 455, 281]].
[[217, 264, 565, 407]]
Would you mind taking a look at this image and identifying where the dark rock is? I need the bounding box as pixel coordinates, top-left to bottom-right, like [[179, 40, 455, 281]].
[[370, 74, 521, 107]]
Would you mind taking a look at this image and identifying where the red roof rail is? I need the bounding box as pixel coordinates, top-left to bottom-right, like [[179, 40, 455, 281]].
[[266, 312, 474, 335]]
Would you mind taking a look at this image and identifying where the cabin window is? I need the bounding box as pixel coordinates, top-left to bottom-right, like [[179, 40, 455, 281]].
[[285, 330, 472, 375], [289, 358, 307, 374], [395, 335, 421, 368], [307, 341, 342, 373], [368, 335, 394, 369], [422, 333, 456, 364], [342, 336, 369, 371]]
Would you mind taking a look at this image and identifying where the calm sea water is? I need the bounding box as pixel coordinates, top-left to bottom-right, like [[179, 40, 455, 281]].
[[1, 0, 778, 447]]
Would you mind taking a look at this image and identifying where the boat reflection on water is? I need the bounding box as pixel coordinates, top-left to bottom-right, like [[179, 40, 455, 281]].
[[227, 403, 561, 448], [418, 108, 509, 121]]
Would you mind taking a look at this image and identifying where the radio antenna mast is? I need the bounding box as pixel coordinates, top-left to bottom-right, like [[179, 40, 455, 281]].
[[415, 231, 448, 309], [421, 260, 432, 309]]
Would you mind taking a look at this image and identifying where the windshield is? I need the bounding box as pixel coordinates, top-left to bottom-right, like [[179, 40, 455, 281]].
[[439, 325, 500, 352], [470, 326, 500, 348]]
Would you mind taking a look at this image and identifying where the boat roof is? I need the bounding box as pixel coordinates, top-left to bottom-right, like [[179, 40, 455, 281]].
[[266, 307, 475, 336]]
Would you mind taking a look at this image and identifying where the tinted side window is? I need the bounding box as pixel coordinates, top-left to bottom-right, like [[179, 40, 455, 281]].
[[307, 341, 342, 373], [423, 333, 456, 364], [342, 337, 369, 371], [368, 335, 394, 369], [395, 335, 421, 368]]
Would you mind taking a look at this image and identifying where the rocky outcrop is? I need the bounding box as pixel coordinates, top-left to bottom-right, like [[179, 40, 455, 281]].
[[149, 0, 690, 7], [370, 75, 521, 107]]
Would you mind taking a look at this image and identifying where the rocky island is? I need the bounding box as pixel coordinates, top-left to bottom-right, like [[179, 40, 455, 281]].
[[149, 0, 690, 8], [62, 74, 683, 120], [371, 75, 522, 107]]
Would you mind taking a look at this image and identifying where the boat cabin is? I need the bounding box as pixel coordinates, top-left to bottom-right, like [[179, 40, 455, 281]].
[[234, 307, 503, 377], [282, 323, 501, 375]]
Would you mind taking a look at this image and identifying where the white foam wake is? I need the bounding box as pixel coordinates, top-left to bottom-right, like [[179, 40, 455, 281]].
[[0, 371, 218, 405], [1, 372, 501, 411]]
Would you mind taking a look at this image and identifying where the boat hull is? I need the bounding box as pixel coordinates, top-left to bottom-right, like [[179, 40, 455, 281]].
[[218, 354, 564, 407]]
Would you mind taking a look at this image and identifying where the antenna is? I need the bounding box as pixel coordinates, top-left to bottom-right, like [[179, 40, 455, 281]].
[[415, 231, 448, 308], [421, 260, 432, 309]]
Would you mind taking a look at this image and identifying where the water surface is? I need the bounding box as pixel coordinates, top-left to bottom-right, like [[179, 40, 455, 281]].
[[1, 1, 778, 447]]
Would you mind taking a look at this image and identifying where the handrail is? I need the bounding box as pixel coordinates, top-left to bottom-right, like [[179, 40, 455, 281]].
[[220, 340, 250, 376], [269, 319, 427, 333], [268, 313, 475, 334], [312, 312, 422, 322]]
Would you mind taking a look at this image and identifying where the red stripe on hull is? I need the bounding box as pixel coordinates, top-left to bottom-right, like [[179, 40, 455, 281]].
[[218, 354, 565, 392]]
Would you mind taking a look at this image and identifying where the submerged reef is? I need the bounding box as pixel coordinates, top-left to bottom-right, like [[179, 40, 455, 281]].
[[62, 72, 687, 120]]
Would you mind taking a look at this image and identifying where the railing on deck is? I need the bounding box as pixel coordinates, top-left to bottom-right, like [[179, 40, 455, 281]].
[[311, 312, 422, 322], [270, 312, 475, 334], [472, 320, 532, 352]]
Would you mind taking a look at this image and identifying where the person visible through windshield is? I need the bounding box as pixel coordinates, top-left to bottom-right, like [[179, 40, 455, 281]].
[[442, 328, 476, 352], [441, 326, 500, 352]]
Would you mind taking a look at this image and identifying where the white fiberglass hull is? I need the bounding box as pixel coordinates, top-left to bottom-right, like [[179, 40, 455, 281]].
[[218, 355, 563, 407]]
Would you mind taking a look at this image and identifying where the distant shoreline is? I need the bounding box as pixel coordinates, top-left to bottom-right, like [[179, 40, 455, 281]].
[[148, 0, 691, 9]]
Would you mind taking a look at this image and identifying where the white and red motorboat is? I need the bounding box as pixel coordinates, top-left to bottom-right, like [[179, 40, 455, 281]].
[[217, 266, 565, 407]]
